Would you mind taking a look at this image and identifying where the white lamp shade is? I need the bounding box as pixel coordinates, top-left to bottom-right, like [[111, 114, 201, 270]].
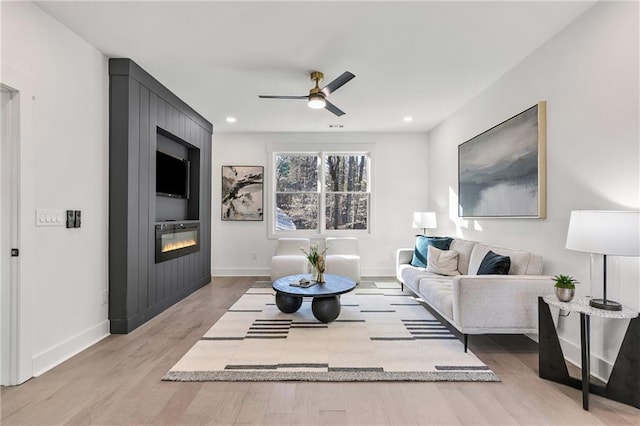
[[412, 212, 437, 230], [566, 210, 640, 256]]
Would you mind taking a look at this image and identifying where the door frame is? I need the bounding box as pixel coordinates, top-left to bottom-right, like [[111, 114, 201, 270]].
[[1, 83, 30, 385]]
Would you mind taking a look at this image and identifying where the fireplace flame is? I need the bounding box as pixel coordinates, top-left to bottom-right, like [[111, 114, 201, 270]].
[[162, 239, 197, 253]]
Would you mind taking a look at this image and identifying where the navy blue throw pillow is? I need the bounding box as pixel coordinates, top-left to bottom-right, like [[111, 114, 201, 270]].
[[477, 250, 511, 275], [410, 236, 453, 268]]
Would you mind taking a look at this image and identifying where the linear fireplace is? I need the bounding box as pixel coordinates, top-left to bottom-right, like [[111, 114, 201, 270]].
[[155, 222, 200, 263]]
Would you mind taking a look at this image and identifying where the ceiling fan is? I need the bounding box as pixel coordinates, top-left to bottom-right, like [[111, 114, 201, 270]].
[[258, 71, 355, 117]]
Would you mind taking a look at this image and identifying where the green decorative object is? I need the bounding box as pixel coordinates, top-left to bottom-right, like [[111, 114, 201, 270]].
[[552, 274, 578, 302], [553, 274, 578, 289]]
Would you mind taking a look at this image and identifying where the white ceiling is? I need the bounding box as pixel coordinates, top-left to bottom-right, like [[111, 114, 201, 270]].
[[36, 1, 595, 133]]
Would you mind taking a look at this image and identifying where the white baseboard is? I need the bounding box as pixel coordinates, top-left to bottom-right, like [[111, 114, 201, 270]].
[[558, 335, 613, 382], [32, 321, 110, 377], [504, 334, 614, 381], [212, 267, 396, 278], [361, 267, 395, 277], [212, 267, 271, 277]]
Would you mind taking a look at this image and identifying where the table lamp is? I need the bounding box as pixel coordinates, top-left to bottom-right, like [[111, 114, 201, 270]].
[[412, 212, 437, 235], [565, 210, 640, 311]]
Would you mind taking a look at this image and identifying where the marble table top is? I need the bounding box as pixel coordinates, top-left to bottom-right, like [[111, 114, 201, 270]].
[[543, 295, 639, 319]]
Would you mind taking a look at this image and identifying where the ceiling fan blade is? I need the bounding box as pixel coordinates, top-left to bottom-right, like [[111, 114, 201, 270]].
[[324, 100, 345, 117], [258, 95, 307, 99], [321, 71, 355, 96]]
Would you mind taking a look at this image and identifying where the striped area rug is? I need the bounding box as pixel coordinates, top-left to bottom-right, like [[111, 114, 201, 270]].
[[163, 281, 499, 382]]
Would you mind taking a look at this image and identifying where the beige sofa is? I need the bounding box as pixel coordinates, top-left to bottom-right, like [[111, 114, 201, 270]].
[[396, 238, 553, 351]]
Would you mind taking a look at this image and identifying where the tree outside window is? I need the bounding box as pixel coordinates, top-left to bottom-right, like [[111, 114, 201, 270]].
[[325, 154, 368, 230], [275, 154, 319, 231], [274, 152, 370, 234]]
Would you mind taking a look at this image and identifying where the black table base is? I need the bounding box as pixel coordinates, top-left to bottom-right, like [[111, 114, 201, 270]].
[[275, 293, 303, 314], [311, 296, 341, 323], [274, 293, 341, 323], [538, 297, 640, 410]]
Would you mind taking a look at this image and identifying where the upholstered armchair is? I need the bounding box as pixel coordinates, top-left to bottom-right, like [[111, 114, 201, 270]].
[[325, 237, 361, 283], [270, 238, 311, 282]]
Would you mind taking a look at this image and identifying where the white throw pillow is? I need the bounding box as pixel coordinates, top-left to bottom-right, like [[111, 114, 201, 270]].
[[426, 246, 460, 276]]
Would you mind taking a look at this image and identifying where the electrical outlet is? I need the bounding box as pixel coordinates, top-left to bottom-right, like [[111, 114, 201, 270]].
[[101, 290, 108, 305], [251, 252, 258, 260], [74, 210, 81, 228]]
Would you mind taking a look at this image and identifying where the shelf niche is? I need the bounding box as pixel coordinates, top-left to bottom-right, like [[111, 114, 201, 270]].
[[155, 128, 200, 222]]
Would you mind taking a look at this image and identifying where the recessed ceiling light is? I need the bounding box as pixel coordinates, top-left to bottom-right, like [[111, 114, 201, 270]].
[[403, 116, 413, 122], [225, 117, 237, 123]]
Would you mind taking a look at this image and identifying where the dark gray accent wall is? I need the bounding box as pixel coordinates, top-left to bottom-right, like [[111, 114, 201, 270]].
[[109, 58, 212, 334]]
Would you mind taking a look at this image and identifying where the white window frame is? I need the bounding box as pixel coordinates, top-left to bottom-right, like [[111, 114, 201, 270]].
[[267, 143, 376, 239]]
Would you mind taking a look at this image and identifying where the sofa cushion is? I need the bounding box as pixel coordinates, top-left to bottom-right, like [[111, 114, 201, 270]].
[[449, 239, 477, 275], [418, 275, 454, 320], [468, 243, 533, 275], [426, 246, 460, 276], [526, 254, 544, 275], [399, 264, 427, 293], [410, 236, 453, 268], [477, 250, 511, 275]]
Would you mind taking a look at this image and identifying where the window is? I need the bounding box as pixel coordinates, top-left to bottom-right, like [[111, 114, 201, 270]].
[[275, 154, 319, 231], [270, 147, 373, 237], [324, 154, 368, 230]]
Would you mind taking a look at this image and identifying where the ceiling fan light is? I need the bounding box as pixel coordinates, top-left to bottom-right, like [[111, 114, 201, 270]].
[[308, 94, 326, 109]]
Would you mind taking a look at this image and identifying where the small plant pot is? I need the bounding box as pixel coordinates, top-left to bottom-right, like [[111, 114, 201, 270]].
[[555, 287, 575, 302]]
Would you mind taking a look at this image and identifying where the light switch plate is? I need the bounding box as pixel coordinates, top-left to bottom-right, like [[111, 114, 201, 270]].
[[36, 209, 64, 227]]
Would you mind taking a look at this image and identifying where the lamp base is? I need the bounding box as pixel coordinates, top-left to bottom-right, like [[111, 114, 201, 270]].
[[589, 298, 622, 311]]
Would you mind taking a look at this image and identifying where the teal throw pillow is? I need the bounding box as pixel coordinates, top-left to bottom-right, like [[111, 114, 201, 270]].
[[410, 236, 453, 268], [476, 250, 511, 275]]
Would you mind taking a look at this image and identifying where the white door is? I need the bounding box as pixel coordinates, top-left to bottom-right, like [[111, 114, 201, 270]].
[[1, 84, 27, 385]]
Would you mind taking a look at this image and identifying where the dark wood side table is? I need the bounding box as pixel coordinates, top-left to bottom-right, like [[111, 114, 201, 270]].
[[538, 296, 639, 410]]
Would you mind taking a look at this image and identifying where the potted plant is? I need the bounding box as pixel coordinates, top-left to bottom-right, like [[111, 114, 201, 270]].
[[553, 274, 578, 302]]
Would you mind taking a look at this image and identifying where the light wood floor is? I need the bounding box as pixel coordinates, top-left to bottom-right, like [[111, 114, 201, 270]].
[[2, 277, 638, 425]]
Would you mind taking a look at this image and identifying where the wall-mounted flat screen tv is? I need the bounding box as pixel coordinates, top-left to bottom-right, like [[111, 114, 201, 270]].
[[156, 150, 189, 199]]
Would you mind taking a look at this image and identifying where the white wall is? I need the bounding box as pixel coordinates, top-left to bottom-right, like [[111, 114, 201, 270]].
[[3, 0, 632, 384], [1, 2, 109, 378], [212, 132, 429, 277], [427, 1, 639, 380]]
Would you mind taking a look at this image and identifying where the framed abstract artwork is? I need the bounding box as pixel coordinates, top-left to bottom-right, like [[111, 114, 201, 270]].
[[458, 101, 546, 218], [221, 165, 264, 221]]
